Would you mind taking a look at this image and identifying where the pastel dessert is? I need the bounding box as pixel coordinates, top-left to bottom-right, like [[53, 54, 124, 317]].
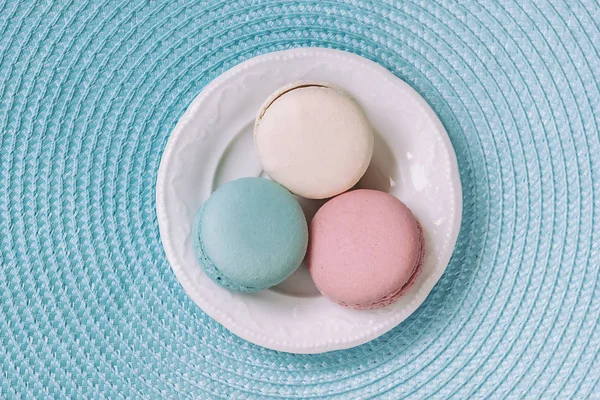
[[307, 189, 424, 309], [254, 82, 374, 199], [193, 177, 308, 292]]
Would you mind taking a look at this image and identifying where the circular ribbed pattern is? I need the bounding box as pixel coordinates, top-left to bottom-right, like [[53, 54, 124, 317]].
[[0, 0, 598, 398]]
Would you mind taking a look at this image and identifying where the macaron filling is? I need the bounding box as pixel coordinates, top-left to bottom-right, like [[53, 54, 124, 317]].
[[256, 83, 343, 125]]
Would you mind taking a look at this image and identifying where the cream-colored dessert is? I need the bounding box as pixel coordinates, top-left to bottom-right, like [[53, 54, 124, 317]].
[[254, 82, 373, 199]]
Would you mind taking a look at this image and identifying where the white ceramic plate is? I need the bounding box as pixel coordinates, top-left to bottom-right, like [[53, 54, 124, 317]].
[[156, 48, 462, 354]]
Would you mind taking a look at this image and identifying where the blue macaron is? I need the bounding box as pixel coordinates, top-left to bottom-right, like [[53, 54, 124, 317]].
[[193, 177, 308, 292]]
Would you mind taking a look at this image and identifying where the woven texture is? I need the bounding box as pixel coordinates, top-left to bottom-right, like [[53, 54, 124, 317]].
[[0, 0, 599, 398]]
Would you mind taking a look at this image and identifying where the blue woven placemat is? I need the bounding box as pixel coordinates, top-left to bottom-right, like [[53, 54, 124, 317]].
[[1, 0, 599, 398]]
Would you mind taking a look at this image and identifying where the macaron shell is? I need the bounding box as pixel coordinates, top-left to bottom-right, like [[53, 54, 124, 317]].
[[192, 203, 255, 292], [307, 189, 424, 309], [194, 178, 308, 292], [351, 226, 424, 309], [254, 83, 373, 199]]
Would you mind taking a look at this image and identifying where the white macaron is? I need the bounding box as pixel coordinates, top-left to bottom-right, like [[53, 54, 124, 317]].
[[254, 82, 374, 199]]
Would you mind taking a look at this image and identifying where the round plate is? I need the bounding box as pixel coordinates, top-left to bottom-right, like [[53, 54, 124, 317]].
[[156, 48, 462, 354]]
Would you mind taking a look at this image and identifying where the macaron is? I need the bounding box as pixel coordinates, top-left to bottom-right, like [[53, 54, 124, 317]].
[[193, 177, 308, 292], [254, 82, 374, 199], [307, 189, 424, 309]]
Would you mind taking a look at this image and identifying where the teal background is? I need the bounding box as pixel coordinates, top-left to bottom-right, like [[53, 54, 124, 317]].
[[0, 0, 599, 398]]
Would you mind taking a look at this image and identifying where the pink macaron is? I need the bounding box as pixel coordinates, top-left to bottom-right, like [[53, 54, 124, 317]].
[[307, 189, 424, 310]]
